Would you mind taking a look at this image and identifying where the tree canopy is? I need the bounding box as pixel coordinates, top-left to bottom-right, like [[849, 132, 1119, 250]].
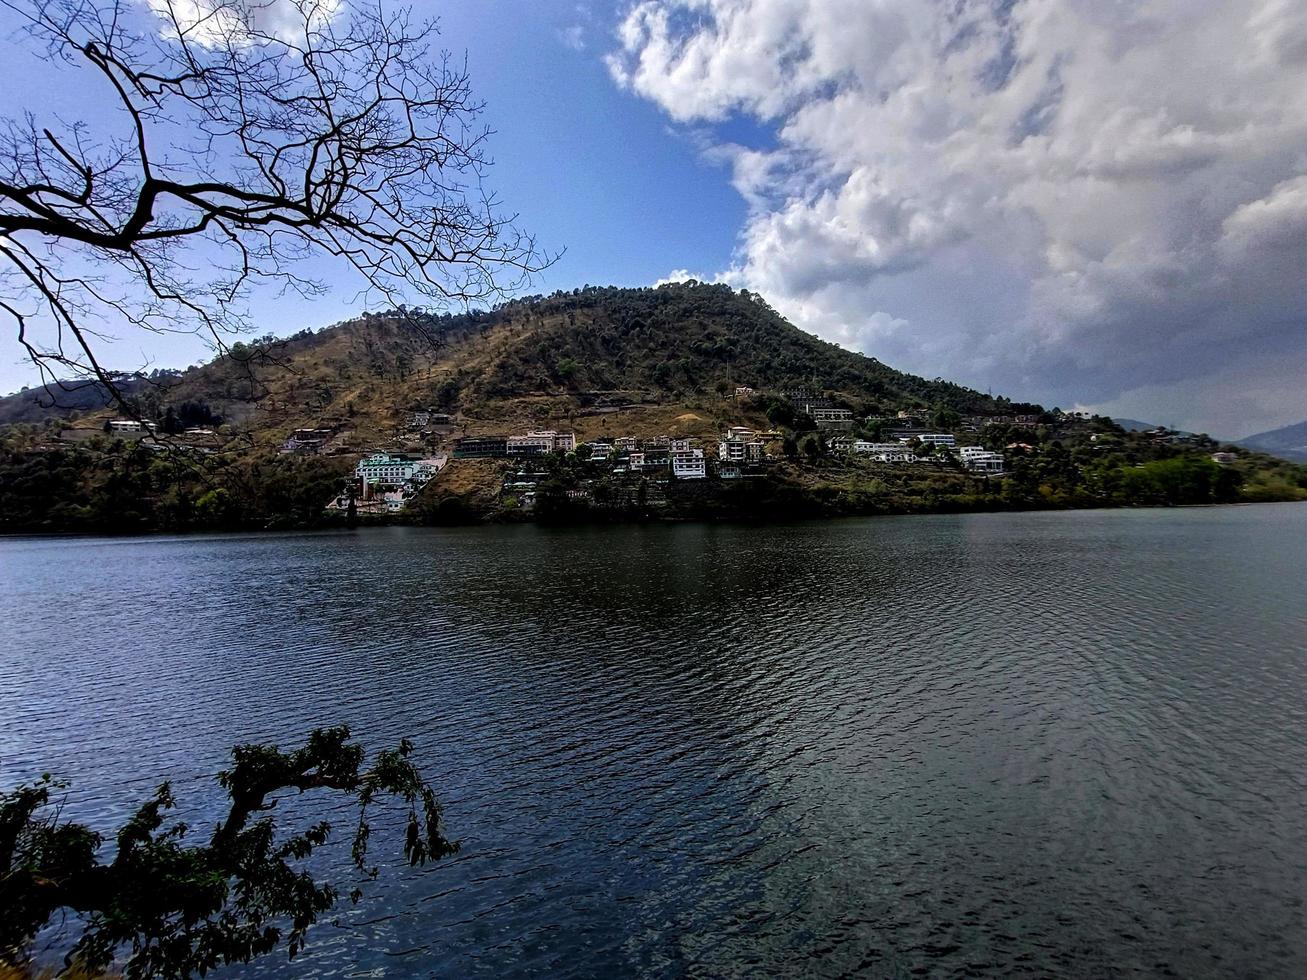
[[1, 726, 456, 978]]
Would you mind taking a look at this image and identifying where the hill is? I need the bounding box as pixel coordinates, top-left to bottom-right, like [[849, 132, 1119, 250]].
[[1113, 418, 1158, 432], [1236, 420, 1307, 463], [1, 282, 1304, 533], [0, 283, 1031, 438]]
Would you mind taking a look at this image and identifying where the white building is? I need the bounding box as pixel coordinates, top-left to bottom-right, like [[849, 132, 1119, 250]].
[[357, 453, 421, 487], [108, 419, 157, 434], [629, 451, 670, 471], [356, 453, 446, 498], [719, 439, 746, 463], [672, 448, 706, 479], [1211, 452, 1238, 465], [853, 442, 907, 455], [904, 433, 956, 447], [720, 435, 767, 463], [614, 436, 638, 451], [670, 438, 692, 453], [809, 407, 854, 427], [588, 442, 613, 461], [961, 449, 1005, 473]]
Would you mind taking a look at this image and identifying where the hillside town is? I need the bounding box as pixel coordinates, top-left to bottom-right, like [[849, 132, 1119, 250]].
[[241, 387, 1282, 518], [10, 377, 1284, 532], [314, 400, 1089, 515]]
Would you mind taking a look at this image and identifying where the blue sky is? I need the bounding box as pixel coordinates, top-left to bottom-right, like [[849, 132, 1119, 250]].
[[0, 0, 744, 386], [4, 0, 1307, 438]]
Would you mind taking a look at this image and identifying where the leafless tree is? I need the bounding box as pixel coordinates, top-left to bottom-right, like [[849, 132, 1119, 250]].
[[0, 0, 548, 410]]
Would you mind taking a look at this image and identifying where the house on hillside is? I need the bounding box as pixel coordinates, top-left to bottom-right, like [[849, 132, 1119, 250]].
[[507, 430, 576, 455], [809, 407, 854, 429], [671, 448, 706, 479], [453, 436, 508, 458], [959, 446, 1005, 473], [282, 428, 335, 454], [906, 433, 956, 447]]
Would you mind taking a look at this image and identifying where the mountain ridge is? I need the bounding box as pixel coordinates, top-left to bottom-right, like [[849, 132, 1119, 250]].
[[0, 283, 1037, 436], [1236, 420, 1307, 463]]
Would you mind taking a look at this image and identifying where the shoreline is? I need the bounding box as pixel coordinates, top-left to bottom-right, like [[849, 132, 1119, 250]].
[[4, 496, 1304, 541]]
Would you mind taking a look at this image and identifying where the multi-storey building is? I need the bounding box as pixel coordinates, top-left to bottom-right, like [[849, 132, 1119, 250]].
[[671, 448, 706, 479], [809, 407, 854, 428], [904, 433, 956, 447], [958, 446, 1005, 473], [452, 437, 508, 458], [507, 430, 576, 455]]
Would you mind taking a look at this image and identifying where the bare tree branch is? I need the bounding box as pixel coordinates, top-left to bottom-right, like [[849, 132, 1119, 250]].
[[0, 0, 552, 414]]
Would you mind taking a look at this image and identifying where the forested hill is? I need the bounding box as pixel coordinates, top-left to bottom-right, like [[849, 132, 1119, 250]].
[[0, 283, 1033, 431], [463, 284, 1019, 412]]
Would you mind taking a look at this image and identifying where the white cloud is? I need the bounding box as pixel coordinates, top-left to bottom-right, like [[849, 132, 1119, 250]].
[[558, 24, 587, 51], [653, 268, 715, 286], [609, 0, 1307, 431], [145, 0, 341, 48]]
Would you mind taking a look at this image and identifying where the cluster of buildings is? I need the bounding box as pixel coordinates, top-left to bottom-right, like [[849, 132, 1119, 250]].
[[962, 413, 1042, 429], [331, 451, 448, 513], [589, 436, 712, 479], [717, 425, 778, 465], [825, 433, 1006, 474], [102, 417, 220, 450]]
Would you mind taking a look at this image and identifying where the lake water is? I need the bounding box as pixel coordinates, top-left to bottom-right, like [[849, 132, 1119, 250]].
[[3, 505, 1307, 977]]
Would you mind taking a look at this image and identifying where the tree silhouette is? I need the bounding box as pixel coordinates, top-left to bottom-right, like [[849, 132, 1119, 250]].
[[1, 726, 456, 977], [0, 0, 548, 409]]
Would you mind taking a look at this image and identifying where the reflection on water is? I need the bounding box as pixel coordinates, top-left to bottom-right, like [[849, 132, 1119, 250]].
[[3, 505, 1307, 976]]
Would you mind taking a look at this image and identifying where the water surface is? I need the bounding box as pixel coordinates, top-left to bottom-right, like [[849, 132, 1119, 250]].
[[3, 505, 1306, 977]]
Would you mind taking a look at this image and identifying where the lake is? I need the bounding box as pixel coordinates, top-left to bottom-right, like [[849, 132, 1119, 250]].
[[3, 504, 1306, 977]]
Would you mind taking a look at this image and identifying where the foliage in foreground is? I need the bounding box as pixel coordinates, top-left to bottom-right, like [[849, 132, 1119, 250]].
[[0, 728, 456, 978]]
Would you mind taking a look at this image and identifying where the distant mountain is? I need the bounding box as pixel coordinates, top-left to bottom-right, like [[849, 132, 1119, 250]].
[[1236, 420, 1307, 463], [1113, 418, 1159, 432], [0, 375, 173, 424]]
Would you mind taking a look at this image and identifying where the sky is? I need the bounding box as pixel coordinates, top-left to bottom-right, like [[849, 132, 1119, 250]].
[[3, 0, 1306, 438]]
